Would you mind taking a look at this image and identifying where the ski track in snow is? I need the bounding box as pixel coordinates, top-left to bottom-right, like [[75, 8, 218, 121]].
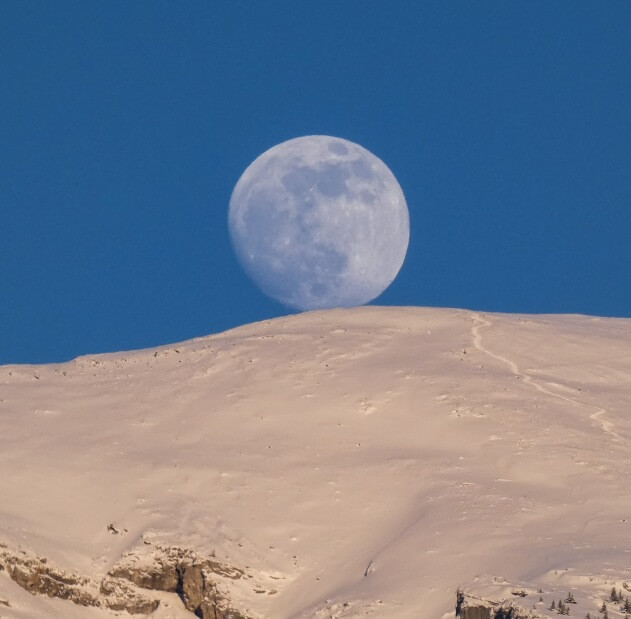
[[470, 314, 623, 442]]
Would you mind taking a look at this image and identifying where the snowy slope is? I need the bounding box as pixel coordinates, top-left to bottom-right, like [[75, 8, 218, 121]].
[[1, 307, 631, 618]]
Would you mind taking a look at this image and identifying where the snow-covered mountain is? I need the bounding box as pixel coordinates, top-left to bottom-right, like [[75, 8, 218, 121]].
[[1, 307, 630, 618]]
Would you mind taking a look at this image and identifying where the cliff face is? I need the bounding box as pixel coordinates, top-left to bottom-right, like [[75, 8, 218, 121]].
[[0, 545, 158, 614], [459, 604, 534, 619], [109, 546, 255, 619], [0, 543, 254, 618], [457, 591, 544, 619], [460, 607, 492, 619]]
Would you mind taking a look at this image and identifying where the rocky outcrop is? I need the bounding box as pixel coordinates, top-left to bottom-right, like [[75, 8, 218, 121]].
[[457, 599, 538, 618], [456, 574, 631, 619], [110, 546, 252, 618], [459, 608, 524, 619], [0, 548, 159, 614], [0, 543, 255, 617], [456, 588, 545, 619]]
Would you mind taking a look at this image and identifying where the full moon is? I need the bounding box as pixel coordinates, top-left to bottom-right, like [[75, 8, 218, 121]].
[[228, 135, 409, 311]]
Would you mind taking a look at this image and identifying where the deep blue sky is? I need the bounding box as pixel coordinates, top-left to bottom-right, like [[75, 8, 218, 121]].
[[2, 2, 630, 364]]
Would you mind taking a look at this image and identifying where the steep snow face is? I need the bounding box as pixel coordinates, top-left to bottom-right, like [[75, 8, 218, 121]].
[[1, 307, 631, 618]]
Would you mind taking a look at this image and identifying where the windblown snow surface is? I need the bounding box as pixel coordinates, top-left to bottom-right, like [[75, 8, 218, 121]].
[[1, 307, 631, 618]]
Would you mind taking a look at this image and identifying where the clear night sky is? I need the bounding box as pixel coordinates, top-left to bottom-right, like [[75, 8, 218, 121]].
[[2, 2, 630, 364]]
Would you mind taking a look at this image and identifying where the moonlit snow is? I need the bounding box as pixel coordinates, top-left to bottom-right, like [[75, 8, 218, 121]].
[[228, 136, 409, 310], [1, 308, 631, 617]]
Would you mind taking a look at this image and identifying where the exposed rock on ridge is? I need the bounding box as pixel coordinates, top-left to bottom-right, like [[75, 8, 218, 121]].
[[0, 547, 158, 614], [0, 543, 254, 618], [456, 590, 544, 619], [110, 546, 253, 618]]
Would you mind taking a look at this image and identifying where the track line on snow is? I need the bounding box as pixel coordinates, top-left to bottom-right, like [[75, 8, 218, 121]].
[[470, 314, 622, 442]]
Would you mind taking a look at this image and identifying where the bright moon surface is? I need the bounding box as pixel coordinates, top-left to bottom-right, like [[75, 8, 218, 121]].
[[228, 136, 410, 310]]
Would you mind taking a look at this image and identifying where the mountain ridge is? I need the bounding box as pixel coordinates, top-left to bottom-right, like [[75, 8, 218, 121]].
[[1, 307, 630, 618]]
